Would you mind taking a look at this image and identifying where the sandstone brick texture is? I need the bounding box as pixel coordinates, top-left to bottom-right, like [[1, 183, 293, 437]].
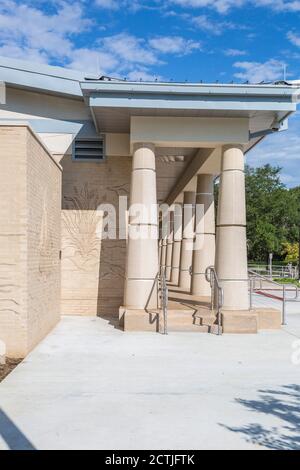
[[0, 125, 61, 358], [60, 153, 131, 318]]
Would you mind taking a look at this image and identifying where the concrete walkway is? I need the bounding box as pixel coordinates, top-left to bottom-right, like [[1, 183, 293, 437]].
[[0, 299, 300, 450]]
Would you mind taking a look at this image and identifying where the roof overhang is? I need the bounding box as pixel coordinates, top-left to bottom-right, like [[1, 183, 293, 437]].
[[0, 56, 299, 152], [81, 80, 300, 152], [0, 56, 84, 98]]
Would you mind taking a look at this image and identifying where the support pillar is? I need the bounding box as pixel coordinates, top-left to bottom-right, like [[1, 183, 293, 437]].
[[170, 203, 182, 285], [215, 145, 249, 311], [124, 143, 159, 309], [178, 191, 196, 291], [191, 174, 215, 297]]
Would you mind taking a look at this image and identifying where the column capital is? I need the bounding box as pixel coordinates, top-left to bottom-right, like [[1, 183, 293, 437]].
[[221, 145, 245, 172], [222, 144, 244, 152], [132, 142, 155, 154]]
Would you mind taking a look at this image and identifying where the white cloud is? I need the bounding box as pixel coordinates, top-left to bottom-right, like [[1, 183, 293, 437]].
[[99, 33, 160, 65], [224, 48, 247, 56], [247, 115, 300, 187], [0, 2, 205, 79], [95, 0, 147, 11], [148, 36, 201, 55], [127, 68, 164, 81], [0, 42, 48, 64], [169, 0, 300, 13], [191, 15, 223, 34], [281, 173, 300, 185], [170, 10, 238, 35], [0, 1, 91, 61], [169, 0, 244, 14], [67, 49, 119, 75], [287, 31, 300, 47], [95, 0, 119, 8], [233, 59, 285, 83], [254, 0, 300, 12]]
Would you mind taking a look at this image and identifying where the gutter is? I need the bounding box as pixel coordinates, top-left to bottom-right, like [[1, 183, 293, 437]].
[[80, 81, 299, 100]]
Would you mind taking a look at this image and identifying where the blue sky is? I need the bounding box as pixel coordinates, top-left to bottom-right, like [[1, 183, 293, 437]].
[[0, 0, 299, 186]]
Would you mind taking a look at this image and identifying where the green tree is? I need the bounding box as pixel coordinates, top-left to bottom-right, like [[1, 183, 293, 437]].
[[290, 186, 300, 277], [214, 165, 299, 262], [282, 242, 299, 263], [245, 165, 299, 261]]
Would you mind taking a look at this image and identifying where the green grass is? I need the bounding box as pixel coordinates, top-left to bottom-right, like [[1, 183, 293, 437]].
[[274, 278, 300, 286]]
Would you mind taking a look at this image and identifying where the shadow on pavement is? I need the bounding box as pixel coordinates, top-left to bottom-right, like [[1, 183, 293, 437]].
[[0, 408, 36, 450], [220, 384, 300, 450]]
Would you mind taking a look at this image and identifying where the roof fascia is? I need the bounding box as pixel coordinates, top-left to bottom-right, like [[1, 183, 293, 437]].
[[81, 81, 299, 99], [89, 95, 296, 113]]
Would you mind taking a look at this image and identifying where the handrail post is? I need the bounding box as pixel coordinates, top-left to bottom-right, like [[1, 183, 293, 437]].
[[205, 266, 223, 336], [217, 288, 223, 336], [161, 269, 168, 335], [282, 284, 287, 326], [249, 277, 253, 310]]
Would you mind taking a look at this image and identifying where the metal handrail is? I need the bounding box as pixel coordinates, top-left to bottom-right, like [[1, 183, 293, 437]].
[[248, 269, 299, 326], [205, 266, 224, 336], [146, 267, 168, 334], [160, 267, 168, 335]]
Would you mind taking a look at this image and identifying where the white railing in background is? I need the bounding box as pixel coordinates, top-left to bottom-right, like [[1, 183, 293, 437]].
[[249, 263, 299, 280], [248, 269, 300, 326]]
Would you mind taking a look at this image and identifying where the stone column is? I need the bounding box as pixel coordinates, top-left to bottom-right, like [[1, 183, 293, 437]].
[[170, 203, 182, 285], [191, 174, 215, 297], [165, 211, 174, 280], [215, 145, 249, 311], [178, 191, 196, 291], [124, 143, 159, 309]]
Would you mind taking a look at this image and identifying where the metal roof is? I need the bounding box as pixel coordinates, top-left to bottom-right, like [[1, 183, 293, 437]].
[[0, 56, 299, 153], [0, 55, 299, 102], [0, 56, 84, 98]]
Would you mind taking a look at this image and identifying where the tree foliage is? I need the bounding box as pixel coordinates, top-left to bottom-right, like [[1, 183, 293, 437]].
[[245, 165, 299, 261], [214, 164, 300, 262], [282, 242, 299, 263]]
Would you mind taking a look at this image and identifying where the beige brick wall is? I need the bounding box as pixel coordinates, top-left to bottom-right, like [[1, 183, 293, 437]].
[[60, 154, 131, 318], [0, 125, 61, 357], [26, 130, 61, 352]]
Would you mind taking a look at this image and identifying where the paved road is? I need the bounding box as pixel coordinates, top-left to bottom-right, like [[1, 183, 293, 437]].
[[0, 306, 300, 450]]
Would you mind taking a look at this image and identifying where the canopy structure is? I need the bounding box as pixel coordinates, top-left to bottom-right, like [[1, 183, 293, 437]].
[[0, 55, 299, 339]]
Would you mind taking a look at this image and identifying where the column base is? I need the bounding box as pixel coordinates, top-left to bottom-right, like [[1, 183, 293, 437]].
[[119, 307, 159, 332], [119, 307, 282, 334], [221, 308, 282, 334]]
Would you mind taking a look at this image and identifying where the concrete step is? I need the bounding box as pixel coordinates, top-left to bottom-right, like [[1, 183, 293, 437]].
[[161, 309, 211, 332], [167, 324, 210, 333], [193, 306, 218, 327], [196, 313, 217, 327], [221, 311, 258, 334]]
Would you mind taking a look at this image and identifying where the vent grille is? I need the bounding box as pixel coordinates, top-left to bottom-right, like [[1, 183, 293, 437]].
[[73, 137, 105, 161]]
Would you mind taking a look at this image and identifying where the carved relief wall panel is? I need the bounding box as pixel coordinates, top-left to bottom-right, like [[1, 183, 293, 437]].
[[61, 155, 131, 318]]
